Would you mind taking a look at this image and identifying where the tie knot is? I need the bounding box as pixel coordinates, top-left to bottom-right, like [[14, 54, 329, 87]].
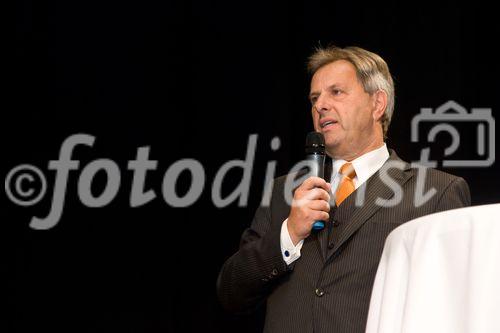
[[339, 162, 356, 179]]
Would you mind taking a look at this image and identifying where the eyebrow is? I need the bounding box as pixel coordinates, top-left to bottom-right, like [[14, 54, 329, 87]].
[[309, 84, 342, 100]]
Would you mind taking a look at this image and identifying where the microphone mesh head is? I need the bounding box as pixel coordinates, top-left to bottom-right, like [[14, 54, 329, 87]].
[[305, 132, 325, 154]]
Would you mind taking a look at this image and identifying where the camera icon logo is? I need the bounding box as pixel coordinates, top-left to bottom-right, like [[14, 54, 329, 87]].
[[411, 100, 495, 168]]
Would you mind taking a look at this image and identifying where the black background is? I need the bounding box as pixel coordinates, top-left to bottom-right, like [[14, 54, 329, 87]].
[[11, 1, 499, 332]]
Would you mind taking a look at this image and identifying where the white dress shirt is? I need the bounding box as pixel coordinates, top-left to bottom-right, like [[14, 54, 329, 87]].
[[280, 143, 390, 265]]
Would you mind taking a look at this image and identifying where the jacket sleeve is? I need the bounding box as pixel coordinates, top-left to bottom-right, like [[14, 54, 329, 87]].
[[216, 201, 293, 314]]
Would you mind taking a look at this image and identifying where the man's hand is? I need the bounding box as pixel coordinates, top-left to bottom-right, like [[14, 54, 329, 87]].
[[287, 177, 331, 245]]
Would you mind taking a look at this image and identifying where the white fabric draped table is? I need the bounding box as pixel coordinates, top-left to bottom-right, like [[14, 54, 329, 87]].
[[366, 204, 500, 333]]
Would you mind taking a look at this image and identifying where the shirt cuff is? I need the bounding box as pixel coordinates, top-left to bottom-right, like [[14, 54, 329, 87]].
[[280, 218, 304, 265]]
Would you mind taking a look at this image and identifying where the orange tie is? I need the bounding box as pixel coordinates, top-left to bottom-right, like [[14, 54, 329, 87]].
[[335, 162, 356, 206]]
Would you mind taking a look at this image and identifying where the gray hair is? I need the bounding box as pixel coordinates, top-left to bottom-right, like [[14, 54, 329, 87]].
[[308, 46, 395, 138]]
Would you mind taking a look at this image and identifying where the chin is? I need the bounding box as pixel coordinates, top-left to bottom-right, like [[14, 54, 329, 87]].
[[324, 134, 341, 148], [325, 141, 343, 156]]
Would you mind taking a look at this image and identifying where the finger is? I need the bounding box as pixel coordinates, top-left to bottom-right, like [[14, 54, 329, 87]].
[[301, 177, 331, 191], [302, 188, 331, 202], [308, 199, 331, 212], [309, 210, 329, 223]]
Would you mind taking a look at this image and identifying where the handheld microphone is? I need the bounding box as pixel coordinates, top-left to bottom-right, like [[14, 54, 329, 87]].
[[305, 132, 326, 231]]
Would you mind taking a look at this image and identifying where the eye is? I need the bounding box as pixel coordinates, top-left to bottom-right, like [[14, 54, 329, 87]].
[[331, 88, 343, 96], [310, 96, 318, 104]]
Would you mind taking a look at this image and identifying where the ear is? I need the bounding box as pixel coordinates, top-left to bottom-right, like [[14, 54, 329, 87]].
[[372, 90, 387, 122]]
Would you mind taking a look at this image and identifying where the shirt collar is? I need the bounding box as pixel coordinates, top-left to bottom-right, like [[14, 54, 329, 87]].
[[331, 143, 390, 188]]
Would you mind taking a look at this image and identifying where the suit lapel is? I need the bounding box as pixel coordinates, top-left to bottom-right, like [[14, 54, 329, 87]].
[[325, 151, 413, 260], [315, 206, 335, 262]]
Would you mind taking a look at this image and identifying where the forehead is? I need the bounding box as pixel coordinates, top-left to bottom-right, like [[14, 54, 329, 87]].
[[310, 60, 358, 91]]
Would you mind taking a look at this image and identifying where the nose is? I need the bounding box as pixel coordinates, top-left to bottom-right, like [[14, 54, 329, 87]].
[[313, 94, 329, 115]]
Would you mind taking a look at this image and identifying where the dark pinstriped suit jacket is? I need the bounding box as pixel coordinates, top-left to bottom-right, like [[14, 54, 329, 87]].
[[217, 150, 471, 333]]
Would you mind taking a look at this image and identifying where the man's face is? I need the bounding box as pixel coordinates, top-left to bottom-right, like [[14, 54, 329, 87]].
[[309, 60, 381, 160]]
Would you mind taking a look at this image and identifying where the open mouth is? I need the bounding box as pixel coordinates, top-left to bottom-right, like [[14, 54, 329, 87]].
[[320, 119, 338, 130]]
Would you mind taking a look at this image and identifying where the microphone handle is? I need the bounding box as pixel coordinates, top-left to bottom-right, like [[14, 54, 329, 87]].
[[307, 153, 326, 230]]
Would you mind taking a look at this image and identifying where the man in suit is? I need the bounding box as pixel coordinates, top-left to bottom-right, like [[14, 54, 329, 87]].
[[217, 46, 471, 333]]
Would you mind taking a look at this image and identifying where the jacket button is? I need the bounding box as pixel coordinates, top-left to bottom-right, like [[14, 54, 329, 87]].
[[271, 268, 278, 276], [315, 288, 325, 297]]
